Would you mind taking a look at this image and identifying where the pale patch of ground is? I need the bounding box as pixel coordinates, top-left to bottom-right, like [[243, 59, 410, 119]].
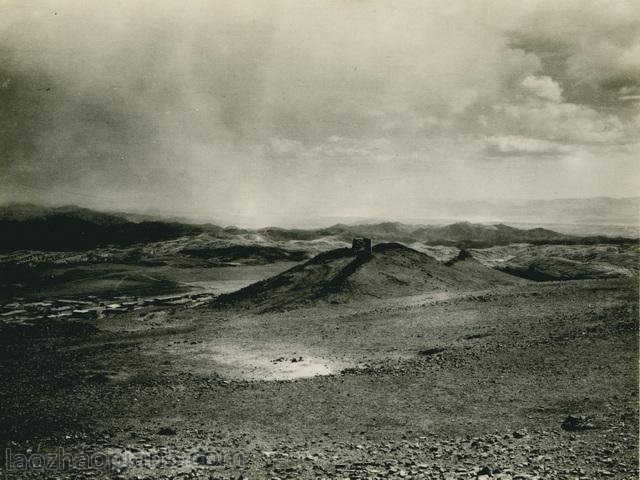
[[164, 340, 351, 381]]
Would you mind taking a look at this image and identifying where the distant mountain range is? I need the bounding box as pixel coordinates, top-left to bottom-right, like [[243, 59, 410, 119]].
[[414, 197, 640, 227], [0, 204, 204, 252], [0, 203, 636, 253], [83, 196, 639, 231]]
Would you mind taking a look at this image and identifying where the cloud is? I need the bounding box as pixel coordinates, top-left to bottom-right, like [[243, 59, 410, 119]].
[[508, 0, 640, 109], [521, 75, 563, 103], [495, 78, 631, 146], [495, 99, 627, 145], [0, 0, 638, 223], [485, 135, 572, 157], [480, 72, 633, 152]]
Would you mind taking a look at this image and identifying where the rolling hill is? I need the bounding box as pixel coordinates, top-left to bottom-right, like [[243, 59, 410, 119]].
[[214, 243, 525, 311], [255, 222, 570, 246]]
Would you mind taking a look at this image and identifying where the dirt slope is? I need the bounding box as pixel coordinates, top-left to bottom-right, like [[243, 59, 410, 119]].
[[214, 243, 524, 311]]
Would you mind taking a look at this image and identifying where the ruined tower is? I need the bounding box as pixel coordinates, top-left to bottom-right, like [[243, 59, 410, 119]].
[[351, 237, 372, 255]]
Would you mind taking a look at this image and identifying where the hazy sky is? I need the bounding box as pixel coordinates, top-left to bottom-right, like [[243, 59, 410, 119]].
[[1, 0, 639, 226]]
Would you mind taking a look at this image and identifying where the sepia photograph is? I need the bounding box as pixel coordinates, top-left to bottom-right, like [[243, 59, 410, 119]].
[[0, 1, 639, 478]]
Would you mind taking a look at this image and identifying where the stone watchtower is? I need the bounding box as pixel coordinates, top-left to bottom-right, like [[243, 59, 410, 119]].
[[351, 237, 372, 255]]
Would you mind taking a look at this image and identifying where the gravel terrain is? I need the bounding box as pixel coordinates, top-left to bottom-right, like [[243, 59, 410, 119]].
[[0, 273, 637, 479]]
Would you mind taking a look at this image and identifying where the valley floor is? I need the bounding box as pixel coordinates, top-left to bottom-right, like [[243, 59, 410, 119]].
[[0, 278, 637, 479]]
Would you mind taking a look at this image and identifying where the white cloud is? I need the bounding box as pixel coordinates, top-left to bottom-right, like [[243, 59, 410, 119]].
[[509, 0, 640, 108], [496, 99, 627, 145], [481, 72, 632, 150], [1, 0, 638, 219], [521, 75, 563, 103], [485, 135, 572, 157]]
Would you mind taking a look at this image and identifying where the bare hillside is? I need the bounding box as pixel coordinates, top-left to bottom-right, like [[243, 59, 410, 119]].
[[214, 243, 524, 311]]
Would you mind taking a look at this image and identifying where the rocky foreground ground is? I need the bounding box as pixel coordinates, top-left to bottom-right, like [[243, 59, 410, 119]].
[[0, 278, 637, 479], [3, 422, 636, 479]]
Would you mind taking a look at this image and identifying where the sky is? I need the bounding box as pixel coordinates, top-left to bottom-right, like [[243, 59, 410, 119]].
[[1, 0, 639, 227]]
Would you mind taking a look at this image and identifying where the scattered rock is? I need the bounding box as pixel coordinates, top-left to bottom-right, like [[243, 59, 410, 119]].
[[561, 415, 595, 431], [418, 347, 446, 356], [157, 426, 177, 435], [193, 453, 208, 465], [478, 465, 492, 475]]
